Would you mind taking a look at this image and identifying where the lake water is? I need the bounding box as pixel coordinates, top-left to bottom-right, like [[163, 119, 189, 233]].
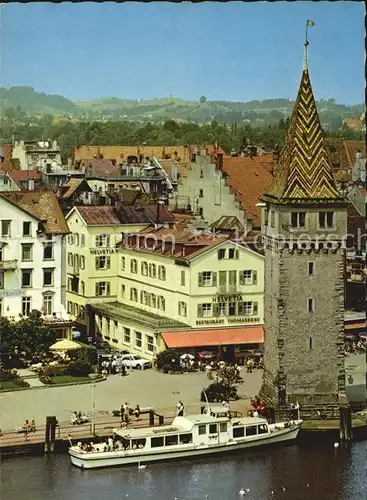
[[1, 441, 365, 500]]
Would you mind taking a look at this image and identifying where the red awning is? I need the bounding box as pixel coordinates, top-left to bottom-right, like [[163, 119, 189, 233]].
[[161, 327, 264, 349], [345, 322, 366, 331]]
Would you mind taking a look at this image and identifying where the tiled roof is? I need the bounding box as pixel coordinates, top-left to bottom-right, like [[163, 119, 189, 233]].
[[76, 204, 174, 226], [325, 139, 365, 173], [221, 155, 274, 226], [264, 69, 344, 205], [0, 144, 16, 172], [7, 170, 41, 183], [211, 216, 246, 231], [0, 191, 68, 234], [61, 178, 91, 199], [79, 158, 120, 177]]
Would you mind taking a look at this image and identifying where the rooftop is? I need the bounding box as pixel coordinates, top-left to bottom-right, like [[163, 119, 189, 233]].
[[221, 155, 274, 226], [74, 204, 174, 226], [7, 170, 41, 184], [263, 68, 345, 205], [0, 191, 68, 234], [61, 178, 91, 199]]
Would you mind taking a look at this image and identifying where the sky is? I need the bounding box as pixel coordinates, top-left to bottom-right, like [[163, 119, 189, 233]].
[[1, 2, 365, 104]]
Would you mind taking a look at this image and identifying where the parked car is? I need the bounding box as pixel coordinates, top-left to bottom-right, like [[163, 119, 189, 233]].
[[120, 354, 152, 370]]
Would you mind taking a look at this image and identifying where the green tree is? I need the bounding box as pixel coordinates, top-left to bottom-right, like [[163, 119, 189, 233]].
[[200, 96, 207, 104]]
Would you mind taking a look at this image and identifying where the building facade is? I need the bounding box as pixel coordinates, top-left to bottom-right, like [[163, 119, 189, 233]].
[[0, 192, 69, 332], [260, 62, 348, 406], [12, 140, 62, 171]]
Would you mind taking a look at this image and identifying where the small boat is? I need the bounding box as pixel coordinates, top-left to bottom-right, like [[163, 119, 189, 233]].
[[68, 405, 302, 469]]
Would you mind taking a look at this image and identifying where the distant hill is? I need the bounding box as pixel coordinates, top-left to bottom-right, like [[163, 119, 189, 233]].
[[0, 86, 364, 127]]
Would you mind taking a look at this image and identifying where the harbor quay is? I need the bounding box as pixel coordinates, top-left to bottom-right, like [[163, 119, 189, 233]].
[[0, 368, 263, 431]]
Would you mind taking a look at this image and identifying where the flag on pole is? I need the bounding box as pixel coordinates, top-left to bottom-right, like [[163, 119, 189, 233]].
[[306, 20, 315, 26]]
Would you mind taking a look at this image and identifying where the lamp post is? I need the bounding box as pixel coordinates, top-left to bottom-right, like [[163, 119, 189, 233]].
[[91, 383, 96, 435]]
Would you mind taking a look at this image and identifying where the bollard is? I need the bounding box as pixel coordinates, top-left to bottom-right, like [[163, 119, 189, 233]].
[[49, 416, 57, 452], [44, 416, 51, 453]]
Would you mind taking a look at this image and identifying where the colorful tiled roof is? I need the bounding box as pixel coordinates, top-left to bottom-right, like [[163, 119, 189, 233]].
[[0, 191, 68, 234], [7, 170, 41, 183], [264, 69, 345, 205], [221, 155, 274, 226]]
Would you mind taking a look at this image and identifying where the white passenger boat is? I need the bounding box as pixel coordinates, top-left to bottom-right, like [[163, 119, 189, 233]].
[[68, 405, 302, 469]]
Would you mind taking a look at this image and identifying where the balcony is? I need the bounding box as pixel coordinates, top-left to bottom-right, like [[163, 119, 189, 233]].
[[0, 259, 18, 271]]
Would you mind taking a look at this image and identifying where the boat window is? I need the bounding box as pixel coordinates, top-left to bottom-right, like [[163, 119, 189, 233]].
[[219, 423, 227, 432], [179, 433, 193, 444], [131, 439, 146, 449], [258, 424, 268, 434], [233, 427, 245, 438], [165, 435, 179, 446], [121, 438, 131, 449], [151, 437, 164, 448], [245, 426, 257, 436], [209, 424, 218, 434], [198, 425, 206, 435]]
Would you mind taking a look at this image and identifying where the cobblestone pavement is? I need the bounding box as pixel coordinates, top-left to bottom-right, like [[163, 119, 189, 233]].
[[0, 368, 263, 431]]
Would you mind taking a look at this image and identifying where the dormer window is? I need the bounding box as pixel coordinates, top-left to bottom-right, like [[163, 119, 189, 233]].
[[291, 212, 306, 228]]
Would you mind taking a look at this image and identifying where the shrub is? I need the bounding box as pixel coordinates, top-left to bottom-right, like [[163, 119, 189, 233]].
[[156, 349, 181, 371], [66, 361, 92, 377], [41, 365, 69, 377], [39, 375, 53, 385], [72, 343, 98, 365], [0, 369, 19, 381], [201, 383, 239, 403]]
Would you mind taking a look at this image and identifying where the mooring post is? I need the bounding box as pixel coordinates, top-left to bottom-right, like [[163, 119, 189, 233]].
[[44, 416, 51, 453], [339, 406, 352, 441], [49, 416, 57, 452]]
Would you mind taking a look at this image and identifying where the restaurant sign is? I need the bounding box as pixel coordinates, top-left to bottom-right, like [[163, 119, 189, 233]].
[[227, 317, 260, 324], [196, 319, 225, 326]]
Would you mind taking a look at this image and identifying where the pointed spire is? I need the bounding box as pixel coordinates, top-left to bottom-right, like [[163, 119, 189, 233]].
[[263, 60, 344, 205], [303, 40, 309, 70]]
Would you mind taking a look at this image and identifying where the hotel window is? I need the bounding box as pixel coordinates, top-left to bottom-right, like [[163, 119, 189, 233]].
[[74, 233, 79, 246], [319, 211, 334, 229], [238, 301, 254, 316], [228, 302, 236, 316], [68, 253, 74, 266], [199, 189, 204, 197], [95, 281, 110, 296], [22, 296, 31, 316], [130, 288, 138, 302], [308, 262, 315, 276], [158, 296, 165, 311], [80, 256, 85, 269], [213, 302, 226, 317], [80, 234, 85, 247], [228, 248, 238, 259], [43, 294, 53, 315], [21, 243, 33, 261], [181, 270, 186, 286], [151, 293, 157, 308], [141, 261, 148, 276], [43, 268, 54, 287], [149, 263, 156, 278], [131, 259, 138, 273], [68, 234, 74, 245], [23, 221, 31, 236], [308, 298, 315, 313], [121, 257, 125, 271], [123, 328, 131, 344], [198, 303, 212, 317], [291, 212, 306, 228], [178, 301, 187, 317], [96, 256, 110, 269], [43, 243, 53, 260], [95, 234, 110, 247], [218, 248, 226, 260], [146, 335, 154, 353], [67, 277, 72, 291], [0, 271, 4, 288], [21, 269, 32, 288], [121, 284, 126, 298], [158, 265, 166, 281], [0, 247, 3, 261], [1, 220, 11, 236], [0, 298, 2, 316], [135, 331, 142, 349], [80, 281, 85, 295], [240, 270, 257, 285], [105, 318, 110, 336], [198, 271, 216, 287]]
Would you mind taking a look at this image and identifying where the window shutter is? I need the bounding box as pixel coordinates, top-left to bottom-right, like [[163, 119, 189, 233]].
[[213, 304, 219, 317], [197, 304, 203, 317], [198, 272, 204, 286], [235, 250, 239, 259], [106, 234, 110, 247], [95, 283, 99, 296], [212, 272, 217, 286], [252, 270, 257, 285], [107, 282, 111, 295], [107, 256, 110, 269], [239, 271, 244, 285], [253, 302, 258, 315], [95, 257, 99, 269]]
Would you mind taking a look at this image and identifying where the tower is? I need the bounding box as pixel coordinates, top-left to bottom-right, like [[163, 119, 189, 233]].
[[259, 45, 348, 408]]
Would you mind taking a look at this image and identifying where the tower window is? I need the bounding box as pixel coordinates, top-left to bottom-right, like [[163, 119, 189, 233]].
[[308, 262, 315, 275], [309, 337, 313, 350], [319, 212, 334, 228], [291, 212, 306, 228], [308, 298, 315, 313], [199, 189, 204, 197], [270, 211, 275, 227]]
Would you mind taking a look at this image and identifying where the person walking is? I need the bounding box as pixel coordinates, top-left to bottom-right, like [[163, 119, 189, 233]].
[[134, 405, 141, 421]]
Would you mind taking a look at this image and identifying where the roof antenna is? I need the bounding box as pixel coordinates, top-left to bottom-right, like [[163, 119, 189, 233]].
[[304, 20, 315, 70]]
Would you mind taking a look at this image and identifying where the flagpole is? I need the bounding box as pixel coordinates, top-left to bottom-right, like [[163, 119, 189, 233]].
[[303, 22, 309, 70]]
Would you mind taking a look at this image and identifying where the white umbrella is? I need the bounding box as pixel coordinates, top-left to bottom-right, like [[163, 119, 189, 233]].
[[50, 339, 82, 351], [180, 353, 195, 360]]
